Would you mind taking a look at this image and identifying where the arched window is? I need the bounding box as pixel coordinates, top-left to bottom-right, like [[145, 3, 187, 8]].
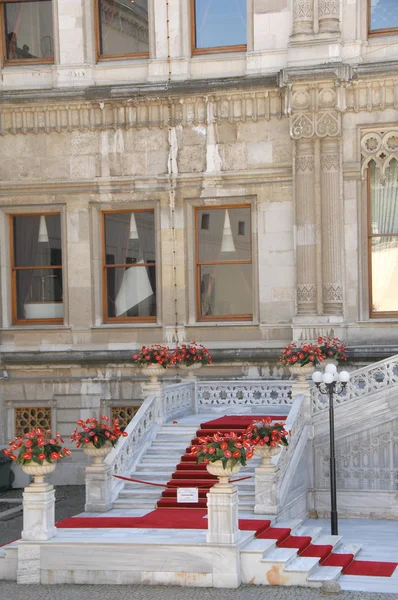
[[368, 0, 398, 37], [0, 0, 54, 64], [95, 0, 149, 60], [191, 0, 247, 55]]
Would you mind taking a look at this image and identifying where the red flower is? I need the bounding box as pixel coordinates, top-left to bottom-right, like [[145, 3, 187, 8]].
[[223, 450, 232, 458], [22, 453, 32, 460], [50, 452, 59, 460], [232, 451, 240, 458], [38, 453, 46, 460], [220, 442, 228, 451], [122, 431, 128, 437]]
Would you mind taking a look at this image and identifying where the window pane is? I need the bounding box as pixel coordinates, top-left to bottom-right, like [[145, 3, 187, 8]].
[[106, 265, 156, 318], [16, 268, 63, 320], [198, 208, 251, 262], [14, 215, 62, 267], [370, 161, 398, 235], [200, 264, 252, 317], [371, 236, 398, 313], [98, 0, 149, 56], [370, 0, 398, 31], [4, 1, 54, 60], [194, 0, 246, 49], [104, 212, 155, 265]]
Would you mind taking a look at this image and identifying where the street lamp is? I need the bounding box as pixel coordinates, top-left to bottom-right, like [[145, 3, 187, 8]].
[[312, 364, 350, 535]]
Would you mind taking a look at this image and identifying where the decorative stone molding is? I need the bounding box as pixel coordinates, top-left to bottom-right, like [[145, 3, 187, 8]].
[[318, 0, 340, 33], [296, 283, 317, 304], [0, 90, 285, 137], [292, 0, 314, 35], [290, 111, 341, 139], [361, 129, 398, 180], [323, 283, 343, 303]]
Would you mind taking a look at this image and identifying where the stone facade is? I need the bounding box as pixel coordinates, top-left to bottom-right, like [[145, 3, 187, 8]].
[[1, 1, 398, 481]]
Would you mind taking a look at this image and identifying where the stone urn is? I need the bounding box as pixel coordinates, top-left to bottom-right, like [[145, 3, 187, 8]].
[[179, 362, 202, 372], [289, 364, 315, 382], [83, 442, 113, 464], [206, 459, 241, 489], [141, 364, 166, 383], [254, 445, 282, 469], [22, 461, 56, 485]]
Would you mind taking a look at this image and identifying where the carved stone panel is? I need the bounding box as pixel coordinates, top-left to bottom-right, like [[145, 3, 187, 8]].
[[361, 129, 398, 180]]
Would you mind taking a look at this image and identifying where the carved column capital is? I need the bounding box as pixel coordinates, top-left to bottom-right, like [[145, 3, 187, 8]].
[[292, 0, 314, 35], [290, 111, 341, 140], [319, 0, 340, 34]]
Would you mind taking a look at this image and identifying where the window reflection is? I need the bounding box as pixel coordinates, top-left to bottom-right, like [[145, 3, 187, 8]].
[[4, 1, 54, 61], [98, 0, 149, 57], [193, 0, 246, 50], [370, 0, 398, 32]]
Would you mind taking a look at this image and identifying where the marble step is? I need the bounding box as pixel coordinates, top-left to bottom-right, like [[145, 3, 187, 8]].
[[113, 498, 158, 509], [119, 489, 163, 498], [137, 462, 180, 470], [307, 566, 342, 584], [333, 543, 362, 557]]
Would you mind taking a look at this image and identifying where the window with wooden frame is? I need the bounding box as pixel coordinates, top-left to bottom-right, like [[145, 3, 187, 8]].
[[196, 206, 252, 321], [368, 0, 398, 37], [11, 214, 63, 324], [368, 160, 398, 317], [95, 0, 149, 60], [103, 210, 156, 322], [0, 0, 54, 65], [191, 0, 247, 55]]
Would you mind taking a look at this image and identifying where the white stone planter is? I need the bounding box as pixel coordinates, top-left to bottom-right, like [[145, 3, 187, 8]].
[[21, 461, 56, 485], [254, 444, 282, 469], [83, 442, 113, 465], [179, 362, 202, 371], [206, 459, 241, 489], [141, 364, 167, 383], [289, 364, 315, 382]]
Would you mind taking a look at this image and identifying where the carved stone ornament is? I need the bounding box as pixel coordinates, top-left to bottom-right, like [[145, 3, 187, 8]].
[[321, 154, 339, 171], [297, 283, 317, 303], [361, 130, 398, 180], [323, 283, 343, 303], [315, 111, 340, 138], [291, 111, 341, 140], [319, 0, 339, 18], [293, 0, 314, 21], [296, 155, 314, 171], [290, 113, 315, 139]]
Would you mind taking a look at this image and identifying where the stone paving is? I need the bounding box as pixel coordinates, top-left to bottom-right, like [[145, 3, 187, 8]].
[[0, 582, 398, 600]]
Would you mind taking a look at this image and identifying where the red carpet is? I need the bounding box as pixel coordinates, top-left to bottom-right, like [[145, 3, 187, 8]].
[[343, 560, 398, 577], [202, 416, 286, 429]]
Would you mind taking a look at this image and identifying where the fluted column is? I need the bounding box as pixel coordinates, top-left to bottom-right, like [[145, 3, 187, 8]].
[[292, 0, 314, 35], [320, 137, 343, 315], [295, 139, 317, 315], [318, 0, 340, 34]]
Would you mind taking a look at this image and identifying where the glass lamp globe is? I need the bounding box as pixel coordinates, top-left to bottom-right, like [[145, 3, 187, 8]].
[[323, 372, 334, 384], [312, 371, 323, 383], [339, 371, 350, 383], [325, 363, 337, 374]]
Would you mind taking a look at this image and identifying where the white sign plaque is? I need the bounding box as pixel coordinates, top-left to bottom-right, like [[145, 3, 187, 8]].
[[177, 488, 199, 503]]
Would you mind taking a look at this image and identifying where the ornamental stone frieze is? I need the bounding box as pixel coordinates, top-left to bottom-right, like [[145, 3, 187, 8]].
[[361, 129, 398, 180], [290, 110, 341, 140], [0, 89, 286, 136]]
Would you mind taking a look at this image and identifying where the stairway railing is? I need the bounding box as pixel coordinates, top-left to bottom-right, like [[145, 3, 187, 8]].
[[311, 353, 398, 415], [197, 380, 293, 406]]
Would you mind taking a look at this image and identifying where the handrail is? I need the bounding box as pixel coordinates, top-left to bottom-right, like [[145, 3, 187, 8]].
[[164, 381, 195, 420], [197, 380, 293, 406], [311, 353, 398, 414]]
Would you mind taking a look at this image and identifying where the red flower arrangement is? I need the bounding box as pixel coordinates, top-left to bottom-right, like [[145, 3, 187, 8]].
[[4, 429, 71, 465], [171, 342, 212, 367], [244, 418, 289, 448], [190, 432, 252, 468], [317, 336, 347, 361], [132, 344, 172, 369], [280, 341, 324, 367], [70, 415, 128, 449]]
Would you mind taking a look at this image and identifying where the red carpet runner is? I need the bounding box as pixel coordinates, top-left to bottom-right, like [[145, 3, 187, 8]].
[[55, 415, 398, 578]]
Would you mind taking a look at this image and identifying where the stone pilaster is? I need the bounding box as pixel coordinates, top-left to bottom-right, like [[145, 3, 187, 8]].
[[292, 0, 314, 36], [22, 481, 56, 541], [318, 0, 340, 34], [320, 137, 343, 315], [85, 462, 113, 512], [295, 139, 317, 315], [207, 484, 239, 545]]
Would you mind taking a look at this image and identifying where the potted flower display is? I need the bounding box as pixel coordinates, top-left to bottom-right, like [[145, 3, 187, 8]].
[[4, 429, 71, 484], [132, 344, 172, 382], [71, 415, 128, 464], [280, 341, 324, 380], [317, 336, 347, 367], [171, 341, 212, 371], [190, 432, 252, 488], [244, 418, 289, 468]]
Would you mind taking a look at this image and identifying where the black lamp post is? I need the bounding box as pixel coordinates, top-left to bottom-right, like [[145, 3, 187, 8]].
[[312, 365, 350, 536]]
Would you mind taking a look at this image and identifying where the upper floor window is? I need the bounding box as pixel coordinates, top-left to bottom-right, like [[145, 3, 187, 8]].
[[196, 206, 252, 321], [96, 0, 149, 60], [103, 210, 156, 322], [11, 214, 63, 324], [369, 0, 398, 36], [368, 160, 398, 316], [1, 0, 54, 64], [191, 0, 247, 55]]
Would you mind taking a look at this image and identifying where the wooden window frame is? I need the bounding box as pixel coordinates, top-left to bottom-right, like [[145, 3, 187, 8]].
[[102, 209, 157, 324], [367, 166, 398, 318], [195, 205, 253, 322], [10, 212, 63, 326], [94, 0, 150, 62], [368, 0, 398, 38], [190, 0, 247, 56], [0, 0, 54, 66]]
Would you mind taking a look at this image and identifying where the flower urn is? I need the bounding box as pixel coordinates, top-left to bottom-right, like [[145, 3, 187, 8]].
[[83, 442, 113, 464], [141, 364, 166, 383], [289, 363, 315, 382], [179, 362, 202, 372], [206, 459, 241, 489], [21, 461, 56, 485], [254, 445, 282, 469]]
